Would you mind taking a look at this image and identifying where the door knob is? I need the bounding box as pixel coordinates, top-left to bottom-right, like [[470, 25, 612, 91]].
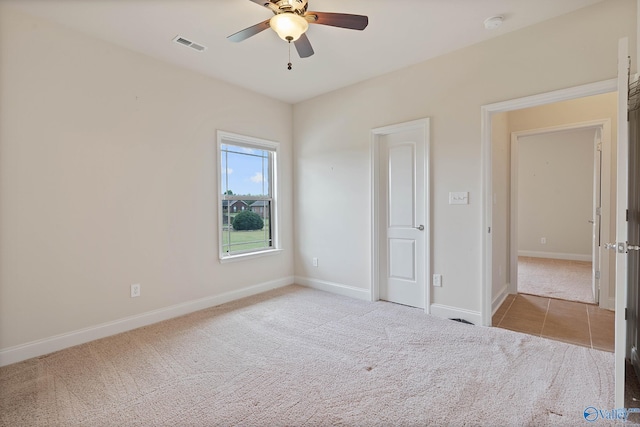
[[415, 225, 425, 231]]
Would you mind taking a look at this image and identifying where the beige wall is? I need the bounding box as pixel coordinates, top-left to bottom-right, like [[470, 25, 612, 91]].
[[0, 6, 294, 351], [293, 0, 635, 314], [517, 129, 596, 256]]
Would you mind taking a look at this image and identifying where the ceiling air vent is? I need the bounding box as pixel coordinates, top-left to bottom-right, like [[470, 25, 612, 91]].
[[173, 36, 207, 52]]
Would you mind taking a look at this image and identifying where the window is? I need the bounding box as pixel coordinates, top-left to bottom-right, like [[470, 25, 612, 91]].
[[218, 131, 279, 260]]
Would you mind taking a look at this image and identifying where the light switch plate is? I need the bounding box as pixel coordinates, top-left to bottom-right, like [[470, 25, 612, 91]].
[[449, 192, 469, 205]]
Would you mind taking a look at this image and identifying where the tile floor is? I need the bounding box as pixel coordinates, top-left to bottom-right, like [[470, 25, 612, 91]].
[[493, 293, 615, 352]]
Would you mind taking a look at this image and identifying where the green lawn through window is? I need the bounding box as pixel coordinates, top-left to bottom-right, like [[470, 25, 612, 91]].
[[222, 219, 271, 253]]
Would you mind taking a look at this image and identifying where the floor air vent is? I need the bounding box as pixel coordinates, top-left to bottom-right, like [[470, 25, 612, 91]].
[[173, 36, 207, 52]]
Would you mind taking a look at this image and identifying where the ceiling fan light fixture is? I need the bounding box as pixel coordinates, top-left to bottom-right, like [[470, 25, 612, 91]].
[[270, 13, 308, 41]]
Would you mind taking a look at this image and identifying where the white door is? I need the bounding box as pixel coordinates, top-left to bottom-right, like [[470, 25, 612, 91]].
[[376, 121, 428, 309], [627, 73, 640, 405], [614, 36, 630, 409], [592, 128, 602, 304]]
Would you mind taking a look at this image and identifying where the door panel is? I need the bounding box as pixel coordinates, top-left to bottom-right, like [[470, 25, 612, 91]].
[[388, 144, 415, 227], [379, 127, 426, 309], [627, 110, 640, 374], [615, 36, 629, 409], [389, 239, 416, 281], [627, 81, 640, 392]]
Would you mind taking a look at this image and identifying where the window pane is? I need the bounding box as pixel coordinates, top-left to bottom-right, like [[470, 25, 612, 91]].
[[220, 145, 270, 197], [221, 199, 272, 255]]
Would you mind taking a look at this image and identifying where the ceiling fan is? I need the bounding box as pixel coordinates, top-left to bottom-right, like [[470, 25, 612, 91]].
[[227, 0, 368, 62]]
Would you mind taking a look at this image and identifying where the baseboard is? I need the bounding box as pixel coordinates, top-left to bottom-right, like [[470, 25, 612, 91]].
[[492, 285, 510, 315], [0, 276, 294, 367], [518, 251, 591, 262], [430, 304, 482, 326], [295, 276, 371, 301]]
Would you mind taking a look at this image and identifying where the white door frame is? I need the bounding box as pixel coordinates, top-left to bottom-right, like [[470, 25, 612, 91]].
[[481, 78, 617, 327], [371, 118, 431, 312], [509, 120, 612, 308]]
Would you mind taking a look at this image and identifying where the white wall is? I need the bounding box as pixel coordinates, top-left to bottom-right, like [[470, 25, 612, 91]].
[[293, 0, 636, 315], [517, 129, 596, 257], [0, 6, 294, 355]]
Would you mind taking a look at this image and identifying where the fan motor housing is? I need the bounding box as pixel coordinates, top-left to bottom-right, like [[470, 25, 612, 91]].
[[275, 0, 308, 14]]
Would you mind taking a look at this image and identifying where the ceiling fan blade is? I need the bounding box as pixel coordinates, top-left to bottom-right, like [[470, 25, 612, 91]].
[[294, 33, 314, 58], [227, 19, 271, 42], [306, 12, 368, 30]]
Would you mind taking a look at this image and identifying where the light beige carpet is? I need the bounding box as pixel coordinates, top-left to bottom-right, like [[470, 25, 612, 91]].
[[518, 256, 595, 304], [1, 285, 614, 426]]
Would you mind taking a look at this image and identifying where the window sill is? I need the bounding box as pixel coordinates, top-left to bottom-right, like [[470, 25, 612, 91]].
[[219, 248, 283, 264]]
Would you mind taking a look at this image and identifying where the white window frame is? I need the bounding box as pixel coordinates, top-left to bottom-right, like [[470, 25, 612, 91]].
[[217, 131, 281, 262]]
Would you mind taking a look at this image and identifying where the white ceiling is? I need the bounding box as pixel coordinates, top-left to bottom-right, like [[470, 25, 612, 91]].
[[2, 0, 605, 104]]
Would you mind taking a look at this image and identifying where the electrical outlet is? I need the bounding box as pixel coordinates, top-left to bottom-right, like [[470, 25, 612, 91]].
[[312, 257, 318, 267], [131, 283, 141, 298], [433, 274, 442, 287], [540, 237, 547, 245]]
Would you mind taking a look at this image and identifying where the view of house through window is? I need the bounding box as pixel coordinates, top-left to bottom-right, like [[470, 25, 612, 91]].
[[219, 133, 277, 257]]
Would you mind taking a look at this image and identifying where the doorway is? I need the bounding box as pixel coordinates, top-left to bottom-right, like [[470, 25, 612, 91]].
[[482, 84, 618, 327], [491, 99, 617, 351], [371, 118, 430, 310], [511, 124, 609, 306]]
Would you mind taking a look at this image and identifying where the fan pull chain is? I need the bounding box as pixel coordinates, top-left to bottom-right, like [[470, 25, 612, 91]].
[[287, 40, 293, 70]]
